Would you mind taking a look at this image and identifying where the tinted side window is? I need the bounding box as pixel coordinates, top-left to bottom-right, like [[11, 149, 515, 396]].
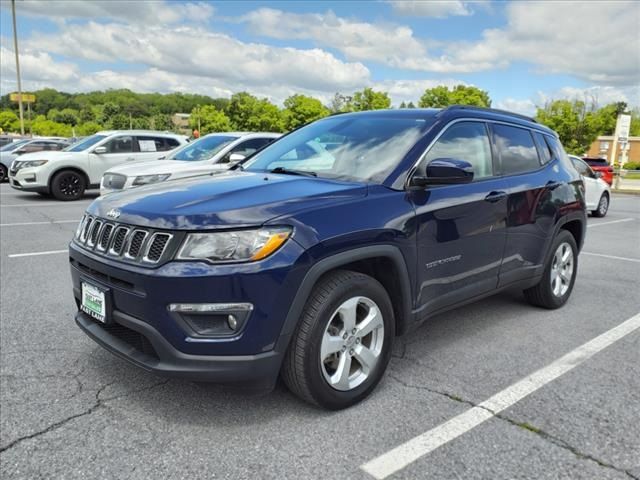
[[423, 122, 493, 179], [532, 131, 552, 164], [105, 136, 134, 153], [492, 124, 540, 175], [165, 138, 181, 149]]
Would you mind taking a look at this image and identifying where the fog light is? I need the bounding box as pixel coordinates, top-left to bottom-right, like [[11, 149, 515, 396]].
[[24, 174, 36, 182], [227, 315, 238, 331], [167, 303, 253, 337]]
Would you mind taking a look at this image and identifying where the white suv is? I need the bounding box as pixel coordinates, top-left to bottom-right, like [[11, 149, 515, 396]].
[[9, 130, 188, 200], [100, 132, 280, 195]]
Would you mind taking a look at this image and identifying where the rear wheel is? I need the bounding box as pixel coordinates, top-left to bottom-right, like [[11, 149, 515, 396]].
[[281, 270, 394, 409], [524, 230, 578, 309], [51, 170, 86, 201], [591, 193, 609, 217], [0, 165, 7, 182]]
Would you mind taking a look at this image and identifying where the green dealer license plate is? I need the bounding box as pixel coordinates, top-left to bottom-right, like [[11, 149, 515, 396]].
[[81, 282, 107, 323]]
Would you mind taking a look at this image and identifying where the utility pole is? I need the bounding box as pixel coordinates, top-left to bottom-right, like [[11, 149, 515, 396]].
[[11, 0, 25, 135]]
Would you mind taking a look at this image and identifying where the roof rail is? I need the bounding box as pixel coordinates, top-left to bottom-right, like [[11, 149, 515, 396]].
[[443, 105, 537, 123]]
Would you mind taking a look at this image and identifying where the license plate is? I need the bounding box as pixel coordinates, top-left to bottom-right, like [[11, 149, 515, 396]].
[[81, 282, 107, 323]]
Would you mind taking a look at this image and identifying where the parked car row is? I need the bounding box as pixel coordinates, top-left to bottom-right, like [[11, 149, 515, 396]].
[[0, 137, 71, 182], [8, 130, 189, 200], [69, 106, 589, 409]]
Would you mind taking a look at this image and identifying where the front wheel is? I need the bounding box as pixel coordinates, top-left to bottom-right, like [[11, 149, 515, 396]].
[[0, 165, 7, 182], [51, 170, 86, 201], [591, 193, 609, 217], [524, 230, 578, 309], [281, 270, 395, 409]]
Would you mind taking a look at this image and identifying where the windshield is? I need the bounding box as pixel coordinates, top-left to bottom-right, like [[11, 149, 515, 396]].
[[1, 139, 30, 152], [169, 135, 237, 162], [64, 134, 106, 152], [243, 115, 432, 182]]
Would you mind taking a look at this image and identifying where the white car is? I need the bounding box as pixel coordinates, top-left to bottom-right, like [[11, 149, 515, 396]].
[[570, 155, 610, 217], [100, 132, 280, 195], [9, 130, 189, 200]]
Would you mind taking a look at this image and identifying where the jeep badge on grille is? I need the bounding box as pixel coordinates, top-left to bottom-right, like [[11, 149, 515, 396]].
[[106, 208, 121, 219]]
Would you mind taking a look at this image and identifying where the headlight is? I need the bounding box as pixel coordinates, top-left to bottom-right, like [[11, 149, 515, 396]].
[[13, 159, 48, 171], [177, 227, 292, 263], [132, 174, 171, 186]]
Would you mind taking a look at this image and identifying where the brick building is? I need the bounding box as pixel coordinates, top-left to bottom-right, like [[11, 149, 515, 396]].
[[586, 136, 640, 164]]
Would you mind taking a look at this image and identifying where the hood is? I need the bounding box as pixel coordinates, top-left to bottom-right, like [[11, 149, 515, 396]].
[[88, 171, 367, 230], [106, 159, 221, 177]]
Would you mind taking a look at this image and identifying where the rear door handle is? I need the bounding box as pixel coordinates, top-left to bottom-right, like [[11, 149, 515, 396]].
[[484, 191, 508, 203]]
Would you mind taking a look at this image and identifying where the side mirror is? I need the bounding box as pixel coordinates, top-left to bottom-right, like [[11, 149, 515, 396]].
[[410, 158, 474, 187], [229, 153, 246, 163], [93, 146, 107, 154]]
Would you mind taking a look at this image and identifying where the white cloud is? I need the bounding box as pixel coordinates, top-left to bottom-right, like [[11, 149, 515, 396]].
[[240, 8, 427, 70], [388, 1, 479, 18], [446, 1, 640, 85], [24, 22, 370, 93], [537, 86, 639, 109], [0, 0, 215, 25], [495, 98, 537, 117]]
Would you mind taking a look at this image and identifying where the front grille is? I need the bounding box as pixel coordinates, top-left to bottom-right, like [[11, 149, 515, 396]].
[[102, 173, 127, 190], [74, 214, 174, 265]]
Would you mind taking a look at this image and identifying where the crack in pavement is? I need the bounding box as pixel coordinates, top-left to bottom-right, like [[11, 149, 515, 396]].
[[388, 375, 639, 480], [0, 379, 170, 455]]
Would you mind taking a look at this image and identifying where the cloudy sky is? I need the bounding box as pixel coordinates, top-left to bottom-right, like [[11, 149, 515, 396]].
[[0, 0, 638, 114]]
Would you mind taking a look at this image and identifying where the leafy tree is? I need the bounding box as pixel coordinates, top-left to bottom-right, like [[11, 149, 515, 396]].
[[189, 105, 231, 134], [282, 94, 329, 130], [151, 113, 173, 131], [328, 92, 352, 113], [419, 85, 491, 108], [109, 113, 130, 130], [29, 115, 72, 136], [407, 101, 416, 108], [226, 92, 283, 132], [0, 110, 19, 132], [350, 88, 391, 111], [48, 108, 79, 126], [535, 100, 601, 154], [630, 109, 640, 136], [399, 101, 407, 108], [76, 121, 103, 136]]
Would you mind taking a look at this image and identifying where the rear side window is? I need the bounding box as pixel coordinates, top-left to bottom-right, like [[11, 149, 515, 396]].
[[423, 121, 493, 179], [532, 131, 552, 164], [492, 124, 540, 175], [137, 136, 175, 152]]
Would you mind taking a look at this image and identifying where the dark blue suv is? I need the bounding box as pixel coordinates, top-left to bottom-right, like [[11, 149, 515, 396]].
[[70, 106, 586, 409]]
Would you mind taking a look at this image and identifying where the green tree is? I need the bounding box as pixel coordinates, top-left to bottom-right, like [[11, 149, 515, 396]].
[[407, 101, 416, 108], [29, 115, 72, 136], [109, 113, 130, 130], [76, 121, 103, 136], [226, 92, 283, 132], [630, 109, 640, 137], [282, 94, 329, 130], [399, 101, 407, 108], [419, 85, 491, 108], [48, 107, 79, 126], [350, 88, 391, 111], [535, 99, 600, 154], [0, 110, 19, 132], [329, 92, 352, 113], [151, 113, 173, 131], [190, 105, 231, 134]]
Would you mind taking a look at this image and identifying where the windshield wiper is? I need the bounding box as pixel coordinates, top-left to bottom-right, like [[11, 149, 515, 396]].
[[268, 167, 317, 177]]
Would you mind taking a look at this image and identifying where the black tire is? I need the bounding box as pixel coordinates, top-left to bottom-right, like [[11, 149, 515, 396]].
[[524, 230, 578, 309], [591, 192, 609, 218], [0, 164, 7, 183], [281, 270, 395, 410], [51, 170, 86, 201]]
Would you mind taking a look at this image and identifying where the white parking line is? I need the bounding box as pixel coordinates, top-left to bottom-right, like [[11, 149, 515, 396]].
[[582, 251, 640, 263], [8, 249, 67, 258], [587, 218, 634, 228], [0, 220, 78, 227], [361, 312, 640, 479], [0, 202, 89, 207]]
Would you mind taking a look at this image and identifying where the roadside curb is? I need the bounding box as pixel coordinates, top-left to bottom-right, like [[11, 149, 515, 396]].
[[611, 189, 640, 196]]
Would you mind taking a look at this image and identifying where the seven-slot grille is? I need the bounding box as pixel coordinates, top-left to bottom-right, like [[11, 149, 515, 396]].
[[75, 215, 172, 264]]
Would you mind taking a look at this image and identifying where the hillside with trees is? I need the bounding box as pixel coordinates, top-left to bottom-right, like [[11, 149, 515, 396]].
[[1, 86, 637, 155]]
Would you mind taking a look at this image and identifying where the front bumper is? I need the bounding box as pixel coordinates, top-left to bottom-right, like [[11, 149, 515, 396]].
[[9, 167, 48, 191], [70, 238, 309, 387]]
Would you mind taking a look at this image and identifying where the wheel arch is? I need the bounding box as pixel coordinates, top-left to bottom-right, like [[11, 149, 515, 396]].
[[276, 245, 414, 354], [48, 166, 90, 192]]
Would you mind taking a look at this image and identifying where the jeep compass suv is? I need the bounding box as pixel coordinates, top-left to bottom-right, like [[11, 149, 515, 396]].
[[70, 107, 586, 409]]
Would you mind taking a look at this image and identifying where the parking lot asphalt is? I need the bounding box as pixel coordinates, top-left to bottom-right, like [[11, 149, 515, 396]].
[[1, 183, 639, 479]]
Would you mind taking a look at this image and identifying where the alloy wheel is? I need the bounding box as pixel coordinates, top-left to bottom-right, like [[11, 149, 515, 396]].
[[598, 195, 608, 216], [320, 296, 385, 391], [550, 242, 574, 297], [59, 173, 82, 197]]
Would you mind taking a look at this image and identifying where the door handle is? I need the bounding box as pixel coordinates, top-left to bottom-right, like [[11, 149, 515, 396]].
[[546, 181, 561, 190], [484, 191, 508, 203]]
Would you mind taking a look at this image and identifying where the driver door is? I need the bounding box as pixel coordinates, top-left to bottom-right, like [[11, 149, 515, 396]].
[[90, 135, 135, 183]]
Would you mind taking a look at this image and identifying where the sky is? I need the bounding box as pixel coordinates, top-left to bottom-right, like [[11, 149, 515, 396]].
[[0, 0, 638, 115]]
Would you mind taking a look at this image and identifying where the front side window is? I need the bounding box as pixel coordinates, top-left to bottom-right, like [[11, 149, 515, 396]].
[[422, 121, 493, 179], [65, 134, 106, 152], [244, 115, 433, 182], [222, 137, 274, 163], [492, 124, 540, 175], [170, 135, 238, 162], [104, 136, 134, 154]]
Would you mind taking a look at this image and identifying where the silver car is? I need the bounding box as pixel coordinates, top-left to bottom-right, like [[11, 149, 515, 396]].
[[0, 138, 70, 182]]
